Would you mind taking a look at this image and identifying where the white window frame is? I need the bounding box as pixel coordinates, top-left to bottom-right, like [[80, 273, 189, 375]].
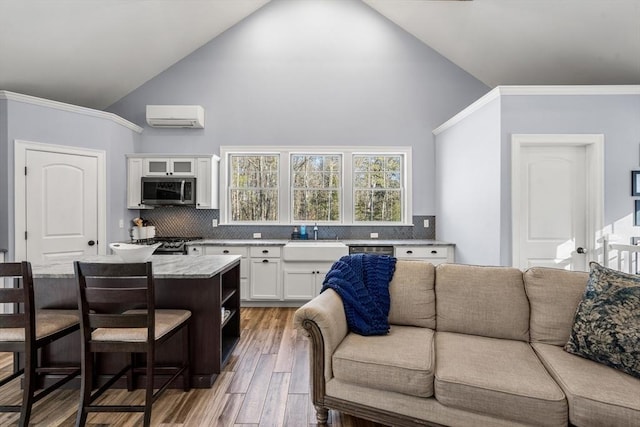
[[220, 146, 412, 225]]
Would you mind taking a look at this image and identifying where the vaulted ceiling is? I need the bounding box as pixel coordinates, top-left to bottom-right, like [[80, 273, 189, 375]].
[[1, 0, 638, 110]]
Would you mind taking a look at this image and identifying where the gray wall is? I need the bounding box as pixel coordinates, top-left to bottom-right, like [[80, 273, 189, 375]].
[[2, 98, 140, 260], [435, 98, 502, 265], [108, 0, 489, 216], [435, 92, 640, 266], [500, 93, 640, 265]]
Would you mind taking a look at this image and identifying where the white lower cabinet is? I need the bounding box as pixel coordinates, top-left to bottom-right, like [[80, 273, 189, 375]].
[[282, 263, 331, 300], [187, 243, 454, 303], [250, 258, 281, 300], [249, 246, 281, 300]]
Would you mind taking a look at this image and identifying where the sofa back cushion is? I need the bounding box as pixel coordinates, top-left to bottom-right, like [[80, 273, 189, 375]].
[[388, 260, 436, 329], [435, 264, 529, 341], [523, 267, 589, 346]]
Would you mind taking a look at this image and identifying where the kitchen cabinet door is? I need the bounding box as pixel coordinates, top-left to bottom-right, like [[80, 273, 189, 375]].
[[283, 269, 316, 300], [195, 156, 219, 209], [144, 158, 195, 176], [282, 262, 332, 300], [127, 158, 152, 209], [250, 259, 281, 300]]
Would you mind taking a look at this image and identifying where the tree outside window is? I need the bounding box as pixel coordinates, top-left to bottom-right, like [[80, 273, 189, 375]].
[[353, 155, 402, 222], [229, 155, 279, 222], [291, 154, 341, 222]]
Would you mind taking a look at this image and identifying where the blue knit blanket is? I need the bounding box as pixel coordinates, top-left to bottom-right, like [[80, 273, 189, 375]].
[[320, 254, 397, 336]]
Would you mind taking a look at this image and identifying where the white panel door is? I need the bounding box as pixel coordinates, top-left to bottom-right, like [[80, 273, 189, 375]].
[[516, 145, 587, 271], [26, 150, 99, 262]]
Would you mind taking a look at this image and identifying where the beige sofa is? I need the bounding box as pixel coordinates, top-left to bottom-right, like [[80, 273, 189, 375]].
[[293, 261, 640, 427]]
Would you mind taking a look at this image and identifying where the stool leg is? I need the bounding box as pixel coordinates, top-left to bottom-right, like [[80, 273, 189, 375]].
[[19, 347, 37, 427], [127, 352, 135, 391], [183, 324, 190, 391], [75, 349, 93, 427], [143, 349, 154, 427]]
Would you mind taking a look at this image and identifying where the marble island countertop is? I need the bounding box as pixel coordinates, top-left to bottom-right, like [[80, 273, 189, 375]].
[[188, 239, 453, 246], [31, 254, 241, 279]]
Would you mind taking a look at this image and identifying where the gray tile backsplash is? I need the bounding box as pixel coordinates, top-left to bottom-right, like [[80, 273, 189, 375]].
[[137, 207, 435, 240]]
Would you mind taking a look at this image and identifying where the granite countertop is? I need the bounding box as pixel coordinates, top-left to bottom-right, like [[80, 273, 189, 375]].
[[188, 239, 453, 246], [31, 254, 241, 279]]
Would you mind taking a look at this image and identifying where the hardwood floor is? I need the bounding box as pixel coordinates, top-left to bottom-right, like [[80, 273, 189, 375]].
[[0, 307, 388, 426]]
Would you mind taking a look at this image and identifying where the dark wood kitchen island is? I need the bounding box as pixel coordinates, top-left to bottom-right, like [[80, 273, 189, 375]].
[[30, 254, 241, 388]]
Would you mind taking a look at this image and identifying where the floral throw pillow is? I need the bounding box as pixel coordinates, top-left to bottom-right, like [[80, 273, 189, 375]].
[[564, 262, 640, 378]]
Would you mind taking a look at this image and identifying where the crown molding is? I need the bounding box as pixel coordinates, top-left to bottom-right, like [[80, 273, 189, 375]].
[[0, 90, 143, 133], [433, 85, 640, 135]]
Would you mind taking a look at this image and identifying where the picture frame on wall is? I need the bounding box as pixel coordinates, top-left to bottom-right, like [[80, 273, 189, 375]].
[[632, 171, 640, 196], [635, 200, 640, 226]]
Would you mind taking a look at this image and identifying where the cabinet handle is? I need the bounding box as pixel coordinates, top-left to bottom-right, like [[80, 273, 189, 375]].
[[262, 259, 269, 263], [223, 250, 229, 254], [431, 250, 438, 254], [262, 249, 269, 254], [406, 250, 413, 254]]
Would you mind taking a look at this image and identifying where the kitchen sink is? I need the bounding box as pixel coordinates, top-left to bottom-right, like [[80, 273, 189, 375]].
[[283, 240, 348, 261]]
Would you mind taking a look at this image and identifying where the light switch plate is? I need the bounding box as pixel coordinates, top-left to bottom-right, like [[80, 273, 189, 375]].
[[212, 219, 218, 227], [424, 219, 430, 228], [370, 232, 379, 239], [253, 232, 262, 239], [118, 219, 124, 228]]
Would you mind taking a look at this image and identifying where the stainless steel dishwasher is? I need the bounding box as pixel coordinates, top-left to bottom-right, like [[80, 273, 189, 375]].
[[348, 245, 394, 256]]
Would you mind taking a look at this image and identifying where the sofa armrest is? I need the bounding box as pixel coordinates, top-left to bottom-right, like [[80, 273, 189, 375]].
[[293, 289, 348, 387]]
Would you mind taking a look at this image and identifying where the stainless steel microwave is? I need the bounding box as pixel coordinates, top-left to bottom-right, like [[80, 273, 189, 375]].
[[141, 177, 196, 206]]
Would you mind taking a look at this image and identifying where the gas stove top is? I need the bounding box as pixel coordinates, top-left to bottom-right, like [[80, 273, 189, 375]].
[[135, 237, 202, 254]]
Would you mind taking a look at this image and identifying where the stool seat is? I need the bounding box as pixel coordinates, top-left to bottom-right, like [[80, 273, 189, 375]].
[[92, 309, 191, 342], [0, 309, 79, 342]]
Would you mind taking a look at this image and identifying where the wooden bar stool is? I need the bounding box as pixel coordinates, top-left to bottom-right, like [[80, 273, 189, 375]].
[[0, 261, 80, 427], [73, 261, 190, 427]]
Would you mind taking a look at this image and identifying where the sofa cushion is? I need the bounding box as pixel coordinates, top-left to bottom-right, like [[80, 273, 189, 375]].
[[434, 332, 567, 427], [388, 260, 436, 329], [524, 267, 589, 345], [435, 264, 530, 341], [332, 325, 434, 398], [533, 343, 640, 427], [564, 262, 640, 379]]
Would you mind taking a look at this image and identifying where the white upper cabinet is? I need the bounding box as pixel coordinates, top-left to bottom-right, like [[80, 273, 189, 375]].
[[195, 155, 220, 209], [127, 154, 219, 209], [127, 157, 153, 209], [143, 158, 195, 176]]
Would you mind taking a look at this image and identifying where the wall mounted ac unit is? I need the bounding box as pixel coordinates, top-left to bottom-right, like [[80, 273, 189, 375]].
[[146, 105, 205, 128]]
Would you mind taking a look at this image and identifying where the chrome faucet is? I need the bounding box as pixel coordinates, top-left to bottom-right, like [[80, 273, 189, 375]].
[[313, 223, 319, 240]]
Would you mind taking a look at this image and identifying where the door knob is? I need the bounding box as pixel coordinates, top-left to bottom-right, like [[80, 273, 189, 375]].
[[88, 240, 95, 246], [576, 247, 586, 254]]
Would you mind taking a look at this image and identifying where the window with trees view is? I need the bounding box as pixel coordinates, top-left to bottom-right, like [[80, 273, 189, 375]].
[[291, 154, 341, 222], [353, 155, 403, 222], [229, 154, 279, 222], [221, 147, 410, 225]]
